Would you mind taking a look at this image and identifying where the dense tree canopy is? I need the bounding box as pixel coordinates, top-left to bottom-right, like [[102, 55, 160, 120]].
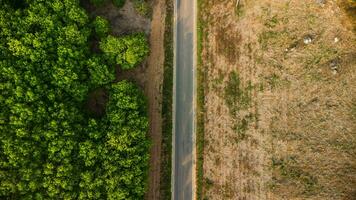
[[89, 0, 126, 8], [93, 16, 110, 38], [0, 0, 150, 199]]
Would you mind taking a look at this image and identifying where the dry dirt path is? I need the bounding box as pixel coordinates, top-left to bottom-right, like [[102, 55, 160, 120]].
[[145, 0, 166, 199]]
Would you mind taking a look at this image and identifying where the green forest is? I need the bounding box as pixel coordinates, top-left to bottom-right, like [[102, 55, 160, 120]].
[[0, 0, 150, 199]]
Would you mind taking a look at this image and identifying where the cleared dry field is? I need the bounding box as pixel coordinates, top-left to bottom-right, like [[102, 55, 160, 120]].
[[199, 0, 356, 199]]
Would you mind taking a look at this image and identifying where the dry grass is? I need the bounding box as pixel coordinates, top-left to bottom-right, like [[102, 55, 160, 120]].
[[199, 0, 356, 199]]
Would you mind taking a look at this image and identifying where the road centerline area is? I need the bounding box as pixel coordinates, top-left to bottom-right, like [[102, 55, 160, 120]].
[[172, 0, 196, 199]]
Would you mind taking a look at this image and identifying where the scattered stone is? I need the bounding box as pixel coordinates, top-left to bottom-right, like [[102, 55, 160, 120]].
[[316, 0, 326, 6], [334, 37, 339, 43], [329, 59, 338, 70], [329, 58, 340, 74], [303, 35, 313, 44], [285, 47, 296, 52]]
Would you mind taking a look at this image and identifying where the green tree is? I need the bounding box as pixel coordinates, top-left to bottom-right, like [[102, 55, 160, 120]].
[[0, 1, 150, 199], [113, 0, 126, 8], [88, 56, 115, 86], [93, 16, 110, 38], [100, 33, 149, 69]]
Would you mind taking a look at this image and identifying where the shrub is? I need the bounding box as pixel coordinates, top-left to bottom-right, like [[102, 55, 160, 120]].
[[93, 16, 110, 38], [87, 56, 115, 86], [113, 0, 126, 8], [100, 33, 149, 69], [132, 0, 151, 17]]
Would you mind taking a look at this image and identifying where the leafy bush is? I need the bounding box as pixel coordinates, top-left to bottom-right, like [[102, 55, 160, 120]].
[[88, 56, 115, 86], [100, 33, 149, 69], [113, 0, 126, 8], [0, 1, 150, 199], [93, 16, 110, 38]]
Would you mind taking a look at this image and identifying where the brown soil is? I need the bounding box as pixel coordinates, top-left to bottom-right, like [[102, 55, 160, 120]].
[[200, 0, 356, 199], [82, 0, 166, 199], [144, 0, 166, 199], [81, 0, 151, 36]]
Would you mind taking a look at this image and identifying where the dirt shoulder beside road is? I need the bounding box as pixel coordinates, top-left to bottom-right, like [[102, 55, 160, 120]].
[[145, 0, 166, 199]]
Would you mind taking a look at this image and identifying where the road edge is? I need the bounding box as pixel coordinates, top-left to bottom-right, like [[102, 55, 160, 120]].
[[171, 0, 177, 198], [192, 0, 198, 199], [160, 0, 174, 198], [196, 0, 205, 199]]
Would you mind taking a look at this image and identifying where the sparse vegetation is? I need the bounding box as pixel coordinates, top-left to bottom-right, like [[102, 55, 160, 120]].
[[132, 0, 151, 18], [160, 0, 174, 199], [196, 0, 207, 199], [270, 156, 320, 197], [232, 114, 253, 142], [224, 71, 252, 116], [223, 71, 253, 143], [93, 16, 110, 38], [198, 0, 356, 199], [216, 28, 241, 64]]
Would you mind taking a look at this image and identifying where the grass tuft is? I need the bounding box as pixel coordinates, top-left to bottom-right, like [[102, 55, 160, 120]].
[[224, 71, 252, 116], [132, 0, 152, 18], [196, 0, 207, 199]]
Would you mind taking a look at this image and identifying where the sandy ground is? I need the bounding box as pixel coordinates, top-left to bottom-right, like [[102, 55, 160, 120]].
[[82, 0, 166, 199], [199, 0, 355, 199]]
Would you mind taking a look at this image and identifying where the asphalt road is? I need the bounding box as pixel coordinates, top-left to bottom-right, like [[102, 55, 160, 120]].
[[173, 0, 196, 199]]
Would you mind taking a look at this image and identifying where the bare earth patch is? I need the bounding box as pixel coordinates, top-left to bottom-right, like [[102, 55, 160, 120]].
[[82, 0, 151, 35], [200, 0, 356, 199]]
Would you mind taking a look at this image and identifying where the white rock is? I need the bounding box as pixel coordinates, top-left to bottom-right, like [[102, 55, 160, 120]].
[[334, 37, 339, 43], [303, 37, 312, 44], [316, 0, 326, 7]]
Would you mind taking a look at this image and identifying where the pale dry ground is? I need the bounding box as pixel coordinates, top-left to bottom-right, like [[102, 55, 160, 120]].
[[200, 0, 356, 199]]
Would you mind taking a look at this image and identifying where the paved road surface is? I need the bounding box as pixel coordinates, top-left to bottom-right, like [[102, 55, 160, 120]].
[[173, 0, 196, 199]]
